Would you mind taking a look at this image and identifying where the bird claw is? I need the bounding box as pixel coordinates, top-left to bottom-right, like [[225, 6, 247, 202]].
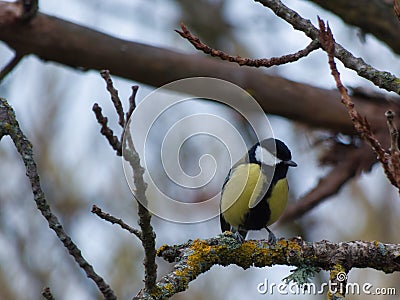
[[234, 231, 245, 243], [267, 228, 277, 244]]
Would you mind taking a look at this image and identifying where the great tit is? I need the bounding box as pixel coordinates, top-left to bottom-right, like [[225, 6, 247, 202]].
[[220, 138, 296, 243]]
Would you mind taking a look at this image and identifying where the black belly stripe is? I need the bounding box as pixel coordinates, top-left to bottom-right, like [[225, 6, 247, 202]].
[[243, 183, 273, 230]]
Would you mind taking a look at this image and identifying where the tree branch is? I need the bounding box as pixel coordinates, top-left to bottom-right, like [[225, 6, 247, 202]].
[[176, 23, 320, 67], [0, 98, 116, 300], [0, 1, 396, 135], [93, 72, 157, 294], [386, 110, 400, 153], [92, 103, 122, 156], [309, 0, 400, 55], [100, 70, 125, 128], [41, 287, 55, 300], [0, 51, 24, 83], [91, 205, 142, 240], [255, 0, 400, 95], [394, 0, 400, 23], [138, 235, 400, 299], [318, 17, 400, 191]]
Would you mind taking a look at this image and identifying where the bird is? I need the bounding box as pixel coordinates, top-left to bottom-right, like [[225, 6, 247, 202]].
[[220, 138, 297, 243]]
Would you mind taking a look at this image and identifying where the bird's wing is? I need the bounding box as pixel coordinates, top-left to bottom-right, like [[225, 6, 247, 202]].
[[248, 169, 269, 209], [220, 169, 232, 233], [221, 168, 231, 191], [220, 213, 231, 233]]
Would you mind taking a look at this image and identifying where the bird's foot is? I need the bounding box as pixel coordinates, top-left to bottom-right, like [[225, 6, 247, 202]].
[[267, 228, 277, 245], [233, 231, 245, 243]]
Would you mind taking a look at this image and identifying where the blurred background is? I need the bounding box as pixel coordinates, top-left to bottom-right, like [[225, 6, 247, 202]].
[[0, 0, 399, 299]]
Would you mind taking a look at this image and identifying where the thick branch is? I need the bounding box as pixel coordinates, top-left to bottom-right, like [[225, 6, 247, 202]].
[[0, 1, 395, 135], [137, 235, 400, 299]]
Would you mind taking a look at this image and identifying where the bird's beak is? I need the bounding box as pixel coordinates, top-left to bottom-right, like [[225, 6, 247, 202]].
[[284, 160, 297, 167]]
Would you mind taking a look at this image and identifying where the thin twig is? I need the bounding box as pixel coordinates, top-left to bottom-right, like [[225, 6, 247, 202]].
[[92, 103, 122, 155], [395, 0, 400, 23], [126, 85, 138, 123], [254, 0, 400, 95], [176, 23, 320, 67], [121, 85, 138, 148], [91, 205, 142, 240], [0, 52, 24, 83], [385, 110, 400, 153], [0, 98, 116, 300], [123, 117, 157, 293], [94, 74, 158, 293], [41, 287, 55, 300], [385, 110, 400, 187], [318, 18, 400, 191], [100, 70, 125, 128]]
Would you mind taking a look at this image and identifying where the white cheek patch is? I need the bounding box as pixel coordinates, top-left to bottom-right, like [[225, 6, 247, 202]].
[[255, 145, 281, 166]]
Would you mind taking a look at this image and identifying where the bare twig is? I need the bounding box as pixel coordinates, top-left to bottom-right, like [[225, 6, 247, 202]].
[[254, 0, 400, 95], [100, 70, 125, 128], [94, 73, 157, 294], [176, 23, 320, 67], [91, 205, 142, 240], [122, 85, 138, 148], [385, 110, 400, 185], [318, 18, 400, 191], [0, 98, 116, 300], [126, 85, 138, 123], [41, 287, 55, 300], [395, 0, 400, 23], [385, 110, 400, 153], [0, 52, 24, 83], [122, 111, 157, 295], [92, 103, 122, 155]]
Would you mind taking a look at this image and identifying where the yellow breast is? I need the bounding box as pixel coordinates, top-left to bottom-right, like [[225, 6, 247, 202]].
[[220, 164, 289, 228], [266, 178, 288, 226], [220, 164, 265, 228]]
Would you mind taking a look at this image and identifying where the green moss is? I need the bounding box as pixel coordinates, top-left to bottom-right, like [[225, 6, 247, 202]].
[[328, 264, 347, 298], [156, 244, 170, 256], [149, 285, 164, 299], [283, 266, 320, 286], [330, 264, 346, 279]]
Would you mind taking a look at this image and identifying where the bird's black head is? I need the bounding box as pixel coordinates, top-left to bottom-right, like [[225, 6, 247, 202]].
[[248, 138, 297, 168]]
